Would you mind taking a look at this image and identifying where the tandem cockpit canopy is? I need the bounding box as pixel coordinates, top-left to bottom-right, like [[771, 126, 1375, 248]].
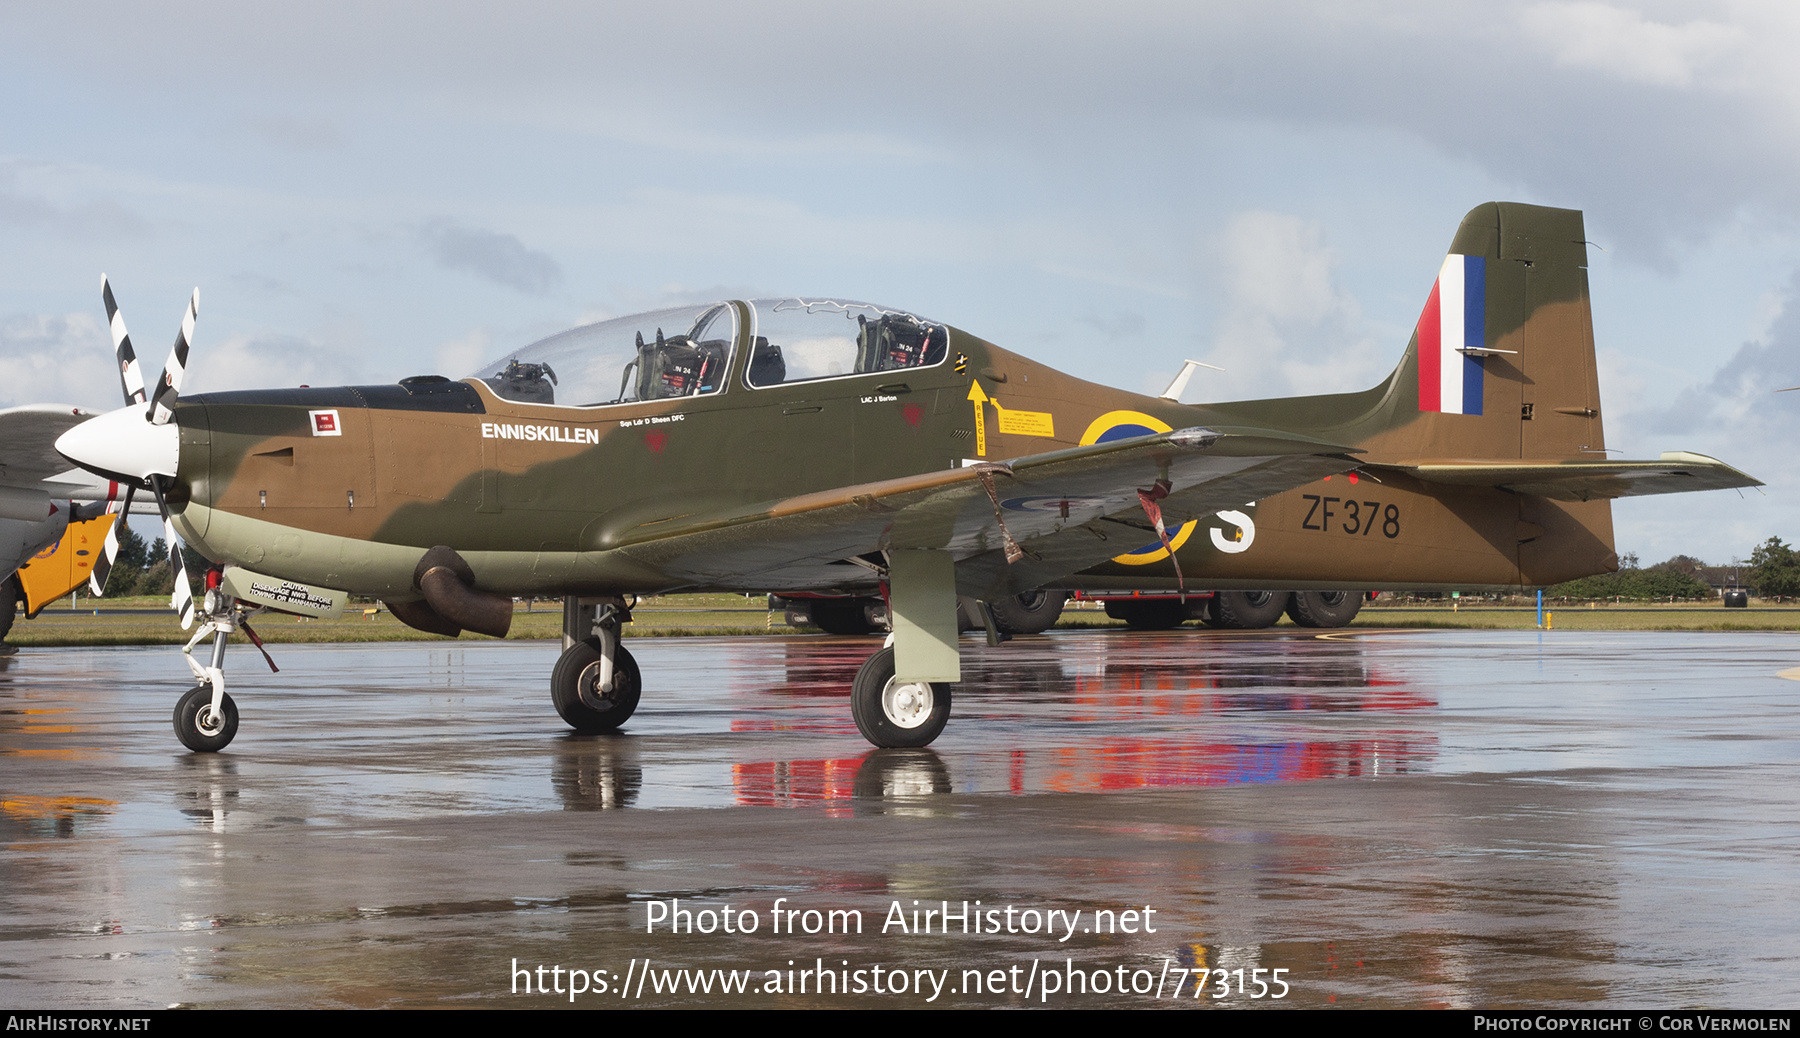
[[470, 298, 948, 407]]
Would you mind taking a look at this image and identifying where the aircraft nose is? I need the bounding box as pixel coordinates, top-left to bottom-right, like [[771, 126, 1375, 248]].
[[54, 405, 181, 483]]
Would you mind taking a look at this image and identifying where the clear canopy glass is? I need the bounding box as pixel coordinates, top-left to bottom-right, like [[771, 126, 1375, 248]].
[[745, 298, 948, 388], [470, 303, 737, 407]]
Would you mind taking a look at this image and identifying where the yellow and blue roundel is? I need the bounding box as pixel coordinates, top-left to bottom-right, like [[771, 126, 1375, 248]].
[[1078, 410, 1197, 566]]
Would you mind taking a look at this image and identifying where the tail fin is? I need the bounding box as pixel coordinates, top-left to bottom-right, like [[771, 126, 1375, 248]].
[[1196, 202, 1755, 588], [1377, 201, 1603, 461], [1372, 203, 1755, 585]]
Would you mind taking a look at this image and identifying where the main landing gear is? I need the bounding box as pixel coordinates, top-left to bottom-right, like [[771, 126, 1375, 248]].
[[850, 647, 952, 748], [552, 597, 642, 733]]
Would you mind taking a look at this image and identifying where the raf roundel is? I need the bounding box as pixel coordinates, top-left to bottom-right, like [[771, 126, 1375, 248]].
[[1078, 410, 1199, 565]]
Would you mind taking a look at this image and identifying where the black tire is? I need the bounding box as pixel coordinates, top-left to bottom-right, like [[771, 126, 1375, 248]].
[[173, 685, 239, 753], [850, 647, 950, 748], [1104, 600, 1188, 630], [1210, 591, 1290, 629], [1286, 590, 1363, 628], [551, 639, 643, 732], [987, 589, 1068, 635], [809, 598, 878, 636]]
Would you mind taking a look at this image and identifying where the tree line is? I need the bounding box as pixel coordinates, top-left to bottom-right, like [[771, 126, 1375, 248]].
[[1548, 537, 1800, 601]]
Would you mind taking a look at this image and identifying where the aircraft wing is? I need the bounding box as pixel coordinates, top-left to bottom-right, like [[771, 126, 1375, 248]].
[[1387, 452, 1761, 502], [600, 425, 1360, 597], [0, 404, 100, 489], [0, 405, 146, 582]]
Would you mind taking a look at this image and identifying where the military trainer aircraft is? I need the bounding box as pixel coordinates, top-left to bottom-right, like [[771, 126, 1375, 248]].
[[48, 202, 1758, 752]]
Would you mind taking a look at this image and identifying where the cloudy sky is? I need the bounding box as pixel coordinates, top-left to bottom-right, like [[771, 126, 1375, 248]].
[[3, 2, 1796, 564]]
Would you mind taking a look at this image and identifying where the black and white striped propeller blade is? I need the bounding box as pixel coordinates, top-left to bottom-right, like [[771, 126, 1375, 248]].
[[101, 274, 149, 407], [149, 287, 196, 425]]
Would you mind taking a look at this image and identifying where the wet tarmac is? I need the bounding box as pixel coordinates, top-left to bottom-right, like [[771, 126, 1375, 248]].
[[3, 629, 1798, 1008]]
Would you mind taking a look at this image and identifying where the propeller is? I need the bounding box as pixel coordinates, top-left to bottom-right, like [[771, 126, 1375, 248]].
[[67, 275, 197, 628]]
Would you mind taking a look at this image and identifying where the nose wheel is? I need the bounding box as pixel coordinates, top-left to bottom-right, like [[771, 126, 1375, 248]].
[[174, 685, 239, 752]]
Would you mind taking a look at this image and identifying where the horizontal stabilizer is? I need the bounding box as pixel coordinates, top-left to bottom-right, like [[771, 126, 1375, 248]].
[[1386, 452, 1761, 501]]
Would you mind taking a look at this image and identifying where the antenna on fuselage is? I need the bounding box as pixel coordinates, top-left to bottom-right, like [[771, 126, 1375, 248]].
[[1159, 359, 1224, 402]]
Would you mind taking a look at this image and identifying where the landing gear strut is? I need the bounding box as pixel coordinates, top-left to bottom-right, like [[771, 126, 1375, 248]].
[[553, 596, 642, 732]]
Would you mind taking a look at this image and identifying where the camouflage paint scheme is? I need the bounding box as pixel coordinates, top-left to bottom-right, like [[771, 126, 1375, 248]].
[[166, 203, 1751, 612]]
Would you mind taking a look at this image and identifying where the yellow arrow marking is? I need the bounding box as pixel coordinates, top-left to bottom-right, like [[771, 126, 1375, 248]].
[[967, 380, 988, 456]]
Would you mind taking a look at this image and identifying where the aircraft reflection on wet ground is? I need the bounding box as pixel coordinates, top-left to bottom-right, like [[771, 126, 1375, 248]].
[[727, 633, 1435, 811], [0, 630, 1441, 828], [5, 629, 1800, 1007]]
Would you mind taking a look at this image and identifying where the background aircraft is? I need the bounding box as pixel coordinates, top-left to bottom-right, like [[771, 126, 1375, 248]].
[[49, 202, 1758, 752], [0, 405, 145, 649], [0, 278, 196, 648]]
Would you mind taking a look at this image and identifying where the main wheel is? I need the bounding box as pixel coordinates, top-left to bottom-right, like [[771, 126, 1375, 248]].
[[987, 589, 1068, 634], [1286, 590, 1363, 628], [1210, 591, 1290, 629], [551, 639, 643, 732], [173, 686, 239, 753], [851, 647, 951, 748]]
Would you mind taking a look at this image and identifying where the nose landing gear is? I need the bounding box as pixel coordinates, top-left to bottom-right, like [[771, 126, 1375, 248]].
[[172, 590, 275, 752]]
